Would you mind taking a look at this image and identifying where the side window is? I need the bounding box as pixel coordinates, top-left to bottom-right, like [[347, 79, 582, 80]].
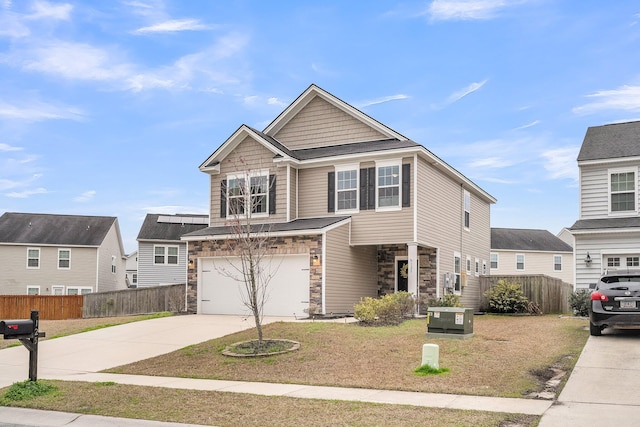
[[516, 254, 525, 271], [376, 160, 401, 210], [463, 190, 470, 229], [336, 165, 358, 212], [610, 168, 637, 213], [58, 249, 71, 269], [490, 253, 498, 270], [27, 248, 40, 269], [27, 286, 40, 295], [454, 253, 461, 293], [554, 255, 562, 271]]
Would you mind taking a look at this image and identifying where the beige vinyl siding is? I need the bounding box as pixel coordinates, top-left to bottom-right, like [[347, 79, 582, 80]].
[[490, 250, 574, 284], [415, 156, 491, 309], [0, 245, 98, 294], [575, 231, 640, 289], [209, 135, 288, 227], [273, 96, 386, 150], [298, 165, 333, 218], [324, 224, 378, 314], [97, 223, 125, 292], [290, 166, 298, 221], [580, 161, 640, 219]]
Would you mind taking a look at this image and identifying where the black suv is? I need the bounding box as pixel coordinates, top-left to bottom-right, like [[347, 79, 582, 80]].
[[589, 270, 640, 336]]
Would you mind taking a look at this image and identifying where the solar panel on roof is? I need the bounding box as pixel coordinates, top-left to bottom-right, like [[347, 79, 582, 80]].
[[157, 215, 208, 225]]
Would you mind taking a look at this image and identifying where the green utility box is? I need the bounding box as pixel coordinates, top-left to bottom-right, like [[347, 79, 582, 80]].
[[427, 307, 474, 337]]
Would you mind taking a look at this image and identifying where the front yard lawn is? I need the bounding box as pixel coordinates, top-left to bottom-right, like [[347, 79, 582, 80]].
[[109, 314, 588, 398]]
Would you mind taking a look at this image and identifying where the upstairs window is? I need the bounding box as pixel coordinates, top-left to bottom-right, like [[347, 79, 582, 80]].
[[223, 170, 273, 218], [377, 160, 400, 209], [454, 253, 462, 293], [516, 254, 525, 270], [111, 255, 117, 273], [58, 249, 70, 269], [464, 190, 471, 229], [336, 166, 358, 212], [27, 248, 40, 269], [553, 255, 562, 271], [154, 246, 179, 265], [610, 169, 636, 213], [490, 253, 498, 270]]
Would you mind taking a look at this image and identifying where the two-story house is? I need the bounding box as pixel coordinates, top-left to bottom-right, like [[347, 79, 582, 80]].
[[136, 213, 208, 287], [570, 121, 640, 289], [490, 228, 574, 285], [182, 85, 496, 316], [0, 212, 126, 295]]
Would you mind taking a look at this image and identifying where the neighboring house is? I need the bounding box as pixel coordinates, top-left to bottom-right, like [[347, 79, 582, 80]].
[[490, 228, 574, 285], [0, 212, 126, 295], [556, 227, 574, 249], [570, 120, 640, 289], [125, 251, 138, 288], [182, 84, 496, 316], [136, 213, 208, 287]]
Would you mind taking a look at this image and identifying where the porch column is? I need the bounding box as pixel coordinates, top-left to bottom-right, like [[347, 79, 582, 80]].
[[407, 243, 418, 299]]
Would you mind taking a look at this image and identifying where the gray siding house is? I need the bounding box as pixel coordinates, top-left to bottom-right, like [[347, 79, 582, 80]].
[[136, 214, 208, 287], [571, 121, 640, 289], [0, 212, 126, 295], [490, 228, 574, 285], [183, 84, 496, 316]]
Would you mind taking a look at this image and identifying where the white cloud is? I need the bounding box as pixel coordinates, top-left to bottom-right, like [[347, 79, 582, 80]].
[[133, 18, 213, 34], [27, 1, 72, 21], [467, 156, 515, 169], [540, 146, 579, 181], [74, 190, 96, 202], [445, 79, 488, 104], [5, 187, 47, 198], [267, 97, 286, 107], [426, 0, 514, 21], [513, 120, 540, 130], [357, 94, 410, 108], [573, 85, 640, 115], [0, 100, 85, 122], [0, 143, 23, 151]]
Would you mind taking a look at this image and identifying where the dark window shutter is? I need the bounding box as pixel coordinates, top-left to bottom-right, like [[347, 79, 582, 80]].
[[269, 174, 277, 214], [402, 163, 410, 207], [359, 168, 368, 210], [220, 179, 227, 218], [367, 167, 375, 210], [328, 171, 335, 213]]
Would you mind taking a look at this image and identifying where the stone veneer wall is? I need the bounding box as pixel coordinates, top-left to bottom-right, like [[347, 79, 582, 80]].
[[186, 235, 323, 314], [377, 244, 437, 314]]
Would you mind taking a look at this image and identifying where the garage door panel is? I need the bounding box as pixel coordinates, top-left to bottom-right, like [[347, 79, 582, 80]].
[[201, 255, 309, 316]]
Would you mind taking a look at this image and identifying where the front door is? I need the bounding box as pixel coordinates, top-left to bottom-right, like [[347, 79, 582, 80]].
[[397, 259, 408, 292]]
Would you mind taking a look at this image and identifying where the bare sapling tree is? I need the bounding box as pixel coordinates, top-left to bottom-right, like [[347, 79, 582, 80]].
[[216, 157, 280, 346]]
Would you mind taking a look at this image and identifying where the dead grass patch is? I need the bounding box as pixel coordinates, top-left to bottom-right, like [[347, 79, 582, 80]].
[[109, 315, 588, 398], [3, 380, 539, 427]]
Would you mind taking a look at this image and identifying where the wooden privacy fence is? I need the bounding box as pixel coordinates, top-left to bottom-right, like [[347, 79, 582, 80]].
[[479, 275, 574, 314], [83, 283, 186, 318], [0, 295, 83, 320]]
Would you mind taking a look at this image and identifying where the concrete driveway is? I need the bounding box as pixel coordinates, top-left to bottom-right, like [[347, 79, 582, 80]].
[[0, 314, 291, 388], [539, 328, 640, 426]]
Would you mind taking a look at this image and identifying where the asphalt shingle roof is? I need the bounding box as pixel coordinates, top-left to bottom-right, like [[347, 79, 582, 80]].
[[491, 228, 572, 252], [137, 214, 209, 241], [0, 212, 116, 246], [288, 139, 421, 161], [182, 216, 350, 238], [578, 121, 640, 162], [570, 217, 640, 231]]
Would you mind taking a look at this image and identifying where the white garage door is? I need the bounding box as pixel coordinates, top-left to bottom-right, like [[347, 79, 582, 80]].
[[199, 254, 310, 316]]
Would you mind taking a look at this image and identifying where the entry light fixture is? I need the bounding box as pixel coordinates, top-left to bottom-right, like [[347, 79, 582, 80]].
[[188, 259, 194, 269], [585, 252, 592, 267], [312, 255, 320, 266]]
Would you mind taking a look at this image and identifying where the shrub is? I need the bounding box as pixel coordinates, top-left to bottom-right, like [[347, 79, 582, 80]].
[[569, 289, 591, 317], [428, 293, 462, 308], [484, 280, 529, 313], [354, 292, 415, 326]]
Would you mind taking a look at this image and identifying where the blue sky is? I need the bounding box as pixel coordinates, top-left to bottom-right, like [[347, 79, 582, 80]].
[[1, 0, 640, 253]]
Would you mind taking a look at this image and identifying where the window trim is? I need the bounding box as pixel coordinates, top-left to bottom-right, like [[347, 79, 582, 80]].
[[475, 258, 479, 277], [608, 167, 638, 215], [375, 159, 402, 211], [27, 286, 40, 295], [27, 247, 40, 269], [335, 164, 359, 214], [463, 190, 471, 230], [226, 169, 271, 219], [553, 254, 562, 272], [67, 286, 93, 295], [154, 245, 180, 266], [466, 255, 472, 274], [453, 252, 462, 294], [490, 252, 498, 270], [516, 253, 525, 271], [52, 285, 65, 295], [58, 248, 71, 270]]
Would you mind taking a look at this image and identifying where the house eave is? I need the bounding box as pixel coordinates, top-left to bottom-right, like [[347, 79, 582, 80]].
[[571, 227, 640, 235], [578, 155, 640, 167]]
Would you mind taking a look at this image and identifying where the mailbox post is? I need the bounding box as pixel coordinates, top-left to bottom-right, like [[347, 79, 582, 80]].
[[0, 310, 45, 381]]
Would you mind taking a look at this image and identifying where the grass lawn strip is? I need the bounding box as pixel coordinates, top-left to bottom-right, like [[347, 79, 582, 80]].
[[2, 380, 539, 427], [108, 315, 588, 398]]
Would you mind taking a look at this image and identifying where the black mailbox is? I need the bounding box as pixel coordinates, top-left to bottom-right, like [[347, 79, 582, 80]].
[[0, 319, 34, 339]]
